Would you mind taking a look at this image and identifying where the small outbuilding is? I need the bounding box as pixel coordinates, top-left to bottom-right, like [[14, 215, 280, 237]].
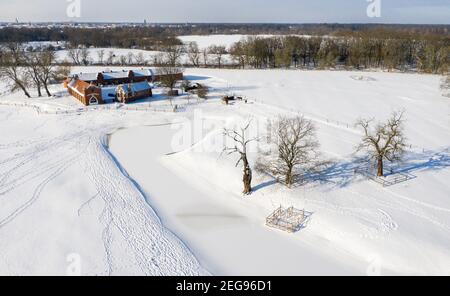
[[116, 81, 153, 103]]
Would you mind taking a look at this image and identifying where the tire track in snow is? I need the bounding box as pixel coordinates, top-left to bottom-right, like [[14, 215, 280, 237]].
[[0, 133, 86, 196], [0, 154, 80, 229]]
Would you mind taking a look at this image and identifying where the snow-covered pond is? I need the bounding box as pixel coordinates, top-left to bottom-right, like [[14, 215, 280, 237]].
[[108, 123, 363, 275]]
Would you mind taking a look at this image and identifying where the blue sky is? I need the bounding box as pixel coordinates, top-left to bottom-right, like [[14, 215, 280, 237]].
[[0, 0, 449, 24]]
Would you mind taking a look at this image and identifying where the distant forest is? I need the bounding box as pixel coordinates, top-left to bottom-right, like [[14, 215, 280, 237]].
[[0, 23, 448, 73], [226, 33, 449, 73], [172, 23, 450, 38], [0, 26, 182, 49], [1, 23, 448, 45]]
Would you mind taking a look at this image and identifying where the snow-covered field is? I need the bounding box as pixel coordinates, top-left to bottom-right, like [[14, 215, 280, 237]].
[[0, 68, 449, 275], [55, 48, 161, 64], [178, 35, 249, 49], [55, 47, 234, 66], [177, 34, 319, 49]]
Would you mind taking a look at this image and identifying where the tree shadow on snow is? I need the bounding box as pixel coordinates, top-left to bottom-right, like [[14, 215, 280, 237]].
[[183, 75, 211, 81], [395, 149, 450, 175], [254, 148, 450, 191], [305, 148, 450, 189], [253, 179, 278, 192]]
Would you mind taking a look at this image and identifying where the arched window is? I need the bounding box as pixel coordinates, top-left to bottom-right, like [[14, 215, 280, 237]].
[[87, 94, 99, 105], [89, 97, 99, 105]]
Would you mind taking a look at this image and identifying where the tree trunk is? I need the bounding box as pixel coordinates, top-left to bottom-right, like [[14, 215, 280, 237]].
[[377, 157, 384, 177], [285, 166, 293, 187], [17, 82, 31, 98], [43, 83, 52, 97], [242, 156, 252, 195], [37, 85, 42, 97]]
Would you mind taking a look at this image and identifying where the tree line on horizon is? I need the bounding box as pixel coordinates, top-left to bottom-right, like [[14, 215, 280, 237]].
[[223, 34, 449, 74], [60, 32, 448, 75], [5, 23, 446, 42], [0, 27, 182, 50]]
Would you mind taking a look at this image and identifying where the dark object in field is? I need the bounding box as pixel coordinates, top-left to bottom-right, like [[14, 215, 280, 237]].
[[167, 89, 179, 96], [222, 95, 236, 105], [222, 95, 245, 105], [184, 82, 203, 92], [196, 86, 209, 99]]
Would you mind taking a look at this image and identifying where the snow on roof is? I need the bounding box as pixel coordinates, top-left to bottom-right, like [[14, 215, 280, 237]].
[[75, 69, 154, 82], [102, 70, 129, 80], [75, 72, 98, 81], [133, 69, 154, 77], [67, 78, 90, 95], [119, 81, 152, 93], [101, 86, 117, 99]]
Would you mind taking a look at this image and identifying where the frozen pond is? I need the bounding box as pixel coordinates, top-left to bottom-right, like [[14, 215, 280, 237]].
[[108, 123, 363, 275]]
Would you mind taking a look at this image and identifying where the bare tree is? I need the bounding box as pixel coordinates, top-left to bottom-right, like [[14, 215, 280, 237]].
[[257, 115, 319, 187], [157, 51, 184, 96], [106, 50, 115, 65], [25, 52, 43, 97], [119, 55, 127, 65], [163, 44, 183, 67], [165, 92, 175, 107], [97, 49, 105, 64], [223, 120, 258, 195], [38, 51, 56, 96], [0, 44, 31, 98], [127, 52, 135, 65], [52, 64, 72, 82], [80, 48, 90, 66], [135, 52, 146, 65], [202, 48, 209, 67], [187, 42, 201, 67], [157, 64, 183, 95], [208, 45, 227, 68], [67, 47, 81, 65], [356, 111, 408, 177], [152, 52, 164, 66], [230, 41, 247, 69], [441, 75, 450, 98]]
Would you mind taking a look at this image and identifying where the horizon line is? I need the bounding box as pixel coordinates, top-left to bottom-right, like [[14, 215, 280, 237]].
[[1, 21, 450, 26]]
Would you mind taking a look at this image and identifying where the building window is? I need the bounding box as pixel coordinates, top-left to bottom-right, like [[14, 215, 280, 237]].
[[87, 94, 99, 105]]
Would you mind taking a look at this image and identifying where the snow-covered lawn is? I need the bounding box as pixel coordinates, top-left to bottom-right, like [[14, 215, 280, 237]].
[[0, 68, 449, 275]]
